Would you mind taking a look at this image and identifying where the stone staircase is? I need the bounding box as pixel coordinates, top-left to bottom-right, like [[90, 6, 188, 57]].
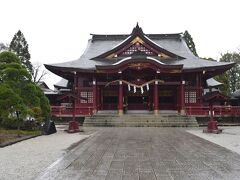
[[84, 113, 199, 127]]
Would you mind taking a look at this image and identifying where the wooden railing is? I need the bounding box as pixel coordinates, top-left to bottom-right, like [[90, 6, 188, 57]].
[[51, 106, 93, 116], [51, 105, 240, 117], [186, 106, 240, 116]]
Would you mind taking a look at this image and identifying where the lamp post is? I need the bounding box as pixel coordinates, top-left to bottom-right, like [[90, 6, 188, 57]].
[[203, 101, 222, 134], [68, 71, 80, 133]]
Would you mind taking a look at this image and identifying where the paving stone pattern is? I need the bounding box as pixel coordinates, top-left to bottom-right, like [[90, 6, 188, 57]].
[[37, 128, 240, 180]]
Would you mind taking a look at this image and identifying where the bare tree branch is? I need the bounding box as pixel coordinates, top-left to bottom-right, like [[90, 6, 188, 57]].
[[0, 43, 9, 52], [32, 62, 48, 83]]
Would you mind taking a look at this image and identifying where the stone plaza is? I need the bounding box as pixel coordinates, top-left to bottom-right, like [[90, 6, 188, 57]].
[[37, 127, 240, 180]]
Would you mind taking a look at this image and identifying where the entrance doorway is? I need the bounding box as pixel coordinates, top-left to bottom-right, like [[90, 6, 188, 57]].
[[159, 88, 177, 110], [126, 91, 150, 110], [102, 86, 118, 110]]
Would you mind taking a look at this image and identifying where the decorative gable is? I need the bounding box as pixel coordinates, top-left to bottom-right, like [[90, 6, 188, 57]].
[[92, 24, 183, 61], [105, 36, 172, 59], [120, 42, 155, 56], [118, 37, 158, 57]]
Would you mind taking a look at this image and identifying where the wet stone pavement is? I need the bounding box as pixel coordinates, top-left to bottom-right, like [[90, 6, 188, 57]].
[[36, 128, 240, 180]]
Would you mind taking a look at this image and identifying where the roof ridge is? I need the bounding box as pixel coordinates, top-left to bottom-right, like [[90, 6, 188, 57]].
[[90, 33, 182, 36], [91, 33, 182, 41]]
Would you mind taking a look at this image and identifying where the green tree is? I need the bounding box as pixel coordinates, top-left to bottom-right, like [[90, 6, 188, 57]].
[[183, 30, 198, 57], [9, 30, 33, 73], [215, 52, 240, 95], [0, 51, 20, 64], [0, 52, 50, 131], [0, 84, 24, 120], [214, 74, 230, 95]]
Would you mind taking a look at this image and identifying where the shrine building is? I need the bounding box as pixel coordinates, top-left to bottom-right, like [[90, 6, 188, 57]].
[[45, 24, 236, 118]]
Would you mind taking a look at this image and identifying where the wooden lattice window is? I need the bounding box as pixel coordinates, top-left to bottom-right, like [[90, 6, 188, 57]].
[[185, 91, 197, 104], [119, 43, 157, 56], [80, 91, 93, 103], [185, 92, 189, 103], [189, 91, 197, 103]]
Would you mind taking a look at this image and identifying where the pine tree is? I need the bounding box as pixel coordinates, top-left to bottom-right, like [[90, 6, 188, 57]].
[[183, 30, 198, 57], [0, 51, 50, 130], [9, 30, 33, 73]]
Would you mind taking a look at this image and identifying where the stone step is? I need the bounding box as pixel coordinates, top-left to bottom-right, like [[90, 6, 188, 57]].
[[84, 119, 196, 122], [85, 117, 196, 122], [84, 123, 198, 126], [84, 120, 196, 123], [84, 114, 198, 127], [85, 119, 172, 122], [84, 122, 198, 127]]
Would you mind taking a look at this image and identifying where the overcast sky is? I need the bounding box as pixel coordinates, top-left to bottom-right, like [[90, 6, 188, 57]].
[[0, 0, 240, 88]]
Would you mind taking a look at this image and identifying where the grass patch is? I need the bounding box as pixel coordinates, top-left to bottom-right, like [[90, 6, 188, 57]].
[[0, 129, 41, 136], [0, 129, 41, 145]]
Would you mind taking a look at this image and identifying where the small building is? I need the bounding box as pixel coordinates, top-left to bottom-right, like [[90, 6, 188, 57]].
[[231, 89, 240, 106], [45, 24, 236, 117], [38, 81, 59, 104]]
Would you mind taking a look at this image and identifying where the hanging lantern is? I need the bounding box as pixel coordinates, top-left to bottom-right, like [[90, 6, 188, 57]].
[[141, 87, 144, 94], [134, 86, 136, 93]]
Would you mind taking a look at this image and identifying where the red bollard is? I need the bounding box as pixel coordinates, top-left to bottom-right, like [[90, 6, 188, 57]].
[[67, 121, 80, 133], [203, 104, 222, 134], [203, 119, 222, 134]]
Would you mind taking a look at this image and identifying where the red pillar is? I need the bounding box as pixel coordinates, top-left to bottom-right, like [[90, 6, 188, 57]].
[[154, 81, 159, 115], [198, 73, 203, 105], [72, 100, 76, 121], [118, 81, 123, 115], [93, 77, 97, 114], [97, 86, 100, 110], [180, 77, 185, 115], [177, 87, 180, 113], [72, 73, 77, 121], [100, 87, 103, 110], [196, 73, 202, 104]]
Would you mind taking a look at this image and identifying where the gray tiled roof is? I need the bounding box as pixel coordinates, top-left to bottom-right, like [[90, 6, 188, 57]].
[[43, 88, 59, 95], [232, 89, 240, 98], [206, 78, 223, 87], [54, 78, 68, 88], [46, 34, 233, 70]]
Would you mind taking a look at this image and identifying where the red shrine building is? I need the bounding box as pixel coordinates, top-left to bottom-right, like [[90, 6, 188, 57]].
[[45, 24, 238, 118]]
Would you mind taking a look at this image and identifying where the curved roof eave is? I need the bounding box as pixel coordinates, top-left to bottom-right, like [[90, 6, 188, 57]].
[[182, 62, 235, 72], [44, 64, 95, 76], [96, 58, 183, 71], [206, 78, 223, 87], [54, 78, 69, 88]]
